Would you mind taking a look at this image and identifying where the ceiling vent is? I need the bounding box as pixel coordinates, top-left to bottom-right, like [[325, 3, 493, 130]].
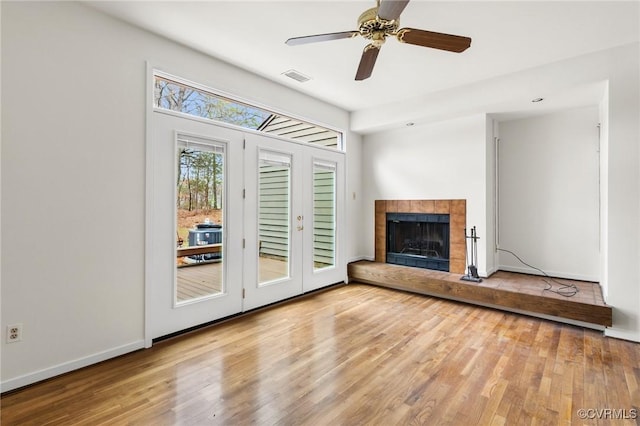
[[282, 69, 311, 83]]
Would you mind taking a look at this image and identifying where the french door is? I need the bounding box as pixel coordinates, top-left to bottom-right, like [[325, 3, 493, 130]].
[[243, 133, 345, 310], [243, 134, 303, 310], [147, 113, 244, 340], [302, 147, 345, 291], [147, 114, 344, 342]]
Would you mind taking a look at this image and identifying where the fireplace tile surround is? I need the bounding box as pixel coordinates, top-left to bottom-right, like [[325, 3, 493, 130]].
[[375, 199, 467, 274]]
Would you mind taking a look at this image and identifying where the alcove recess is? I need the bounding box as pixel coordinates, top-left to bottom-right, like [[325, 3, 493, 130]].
[[375, 200, 467, 274]]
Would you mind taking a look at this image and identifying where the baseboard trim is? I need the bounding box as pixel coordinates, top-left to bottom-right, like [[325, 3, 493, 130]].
[[1, 340, 145, 393], [498, 264, 598, 282], [483, 266, 499, 278], [347, 255, 373, 263], [604, 328, 640, 343]]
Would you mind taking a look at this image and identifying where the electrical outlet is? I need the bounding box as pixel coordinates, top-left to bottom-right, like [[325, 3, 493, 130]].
[[6, 324, 22, 343]]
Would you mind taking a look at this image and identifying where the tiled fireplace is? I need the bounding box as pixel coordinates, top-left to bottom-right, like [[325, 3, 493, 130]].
[[375, 199, 466, 274]]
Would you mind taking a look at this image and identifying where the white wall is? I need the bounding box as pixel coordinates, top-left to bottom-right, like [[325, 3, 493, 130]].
[[1, 1, 354, 391], [603, 45, 640, 342], [361, 114, 492, 276], [345, 132, 364, 264], [497, 106, 600, 281]]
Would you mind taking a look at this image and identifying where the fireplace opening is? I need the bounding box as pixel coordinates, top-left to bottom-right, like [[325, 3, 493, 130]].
[[386, 213, 450, 272]]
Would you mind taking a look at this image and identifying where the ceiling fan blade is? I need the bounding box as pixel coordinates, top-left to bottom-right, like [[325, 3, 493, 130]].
[[286, 31, 359, 46], [355, 44, 380, 81], [377, 0, 410, 21], [397, 28, 471, 53]]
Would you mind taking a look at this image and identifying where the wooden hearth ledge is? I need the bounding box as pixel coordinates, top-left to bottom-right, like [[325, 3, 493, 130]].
[[348, 261, 613, 327]]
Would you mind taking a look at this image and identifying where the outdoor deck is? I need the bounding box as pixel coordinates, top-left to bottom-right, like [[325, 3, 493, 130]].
[[177, 256, 288, 302]]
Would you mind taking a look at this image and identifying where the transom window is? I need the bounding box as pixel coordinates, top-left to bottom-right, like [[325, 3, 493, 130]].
[[154, 73, 343, 150]]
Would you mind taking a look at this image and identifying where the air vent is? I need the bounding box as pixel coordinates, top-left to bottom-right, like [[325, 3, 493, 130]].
[[282, 69, 311, 83]]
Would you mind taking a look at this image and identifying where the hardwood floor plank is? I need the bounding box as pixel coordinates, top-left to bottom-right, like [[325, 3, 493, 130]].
[[2, 284, 638, 425]]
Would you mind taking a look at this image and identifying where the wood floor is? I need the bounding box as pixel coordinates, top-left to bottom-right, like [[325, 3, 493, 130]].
[[2, 284, 639, 425]]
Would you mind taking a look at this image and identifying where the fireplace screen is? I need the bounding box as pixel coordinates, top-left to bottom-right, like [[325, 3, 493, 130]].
[[386, 213, 450, 272]]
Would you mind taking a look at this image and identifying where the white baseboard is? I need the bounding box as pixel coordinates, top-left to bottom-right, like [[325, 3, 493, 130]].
[[498, 264, 599, 282], [1, 340, 145, 393], [479, 266, 499, 278], [347, 255, 373, 263], [605, 328, 640, 343]]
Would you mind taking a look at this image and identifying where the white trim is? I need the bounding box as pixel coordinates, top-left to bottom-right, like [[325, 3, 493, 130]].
[[154, 107, 343, 155], [483, 265, 499, 277], [605, 328, 640, 343], [0, 340, 146, 393], [349, 255, 375, 263], [144, 61, 154, 348], [313, 160, 337, 171], [494, 137, 500, 251], [497, 264, 599, 283]]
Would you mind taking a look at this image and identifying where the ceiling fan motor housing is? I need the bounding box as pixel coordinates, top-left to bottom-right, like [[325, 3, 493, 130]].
[[358, 7, 399, 46]]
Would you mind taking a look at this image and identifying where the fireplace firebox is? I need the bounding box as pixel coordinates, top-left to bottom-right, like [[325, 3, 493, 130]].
[[386, 213, 450, 272]]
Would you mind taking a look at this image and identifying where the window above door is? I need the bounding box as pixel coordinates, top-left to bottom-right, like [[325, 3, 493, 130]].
[[153, 72, 344, 150]]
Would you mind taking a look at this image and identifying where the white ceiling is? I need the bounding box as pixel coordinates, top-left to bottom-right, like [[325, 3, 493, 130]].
[[86, 1, 639, 128]]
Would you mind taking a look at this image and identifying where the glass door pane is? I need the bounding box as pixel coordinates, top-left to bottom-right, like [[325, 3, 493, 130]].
[[258, 150, 291, 284], [313, 161, 336, 270], [176, 136, 225, 303]]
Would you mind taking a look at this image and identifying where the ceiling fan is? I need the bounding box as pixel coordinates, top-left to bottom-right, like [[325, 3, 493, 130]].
[[285, 0, 472, 81]]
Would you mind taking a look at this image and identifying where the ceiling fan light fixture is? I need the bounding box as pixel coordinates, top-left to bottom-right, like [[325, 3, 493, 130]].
[[282, 69, 311, 83]]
